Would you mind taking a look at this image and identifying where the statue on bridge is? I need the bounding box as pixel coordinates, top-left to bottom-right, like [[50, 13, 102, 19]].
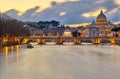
[[71, 30, 82, 45], [71, 30, 81, 38]]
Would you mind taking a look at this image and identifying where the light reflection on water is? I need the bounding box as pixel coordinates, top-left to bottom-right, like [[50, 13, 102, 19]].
[[83, 45, 120, 66], [0, 45, 20, 63], [0, 44, 120, 65], [0, 44, 120, 79]]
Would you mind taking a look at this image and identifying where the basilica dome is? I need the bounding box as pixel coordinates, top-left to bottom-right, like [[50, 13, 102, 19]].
[[96, 10, 108, 25]]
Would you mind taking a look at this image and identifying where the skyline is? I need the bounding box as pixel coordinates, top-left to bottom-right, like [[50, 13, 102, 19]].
[[0, 0, 120, 24]]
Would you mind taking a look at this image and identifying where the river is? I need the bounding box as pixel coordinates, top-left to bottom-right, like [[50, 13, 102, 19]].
[[0, 43, 120, 79]]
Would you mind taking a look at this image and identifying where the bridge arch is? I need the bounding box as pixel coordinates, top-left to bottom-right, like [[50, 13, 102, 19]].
[[20, 36, 118, 45]]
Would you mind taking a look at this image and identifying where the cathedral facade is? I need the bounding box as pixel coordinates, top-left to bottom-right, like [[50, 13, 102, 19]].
[[95, 10, 114, 37], [82, 10, 114, 37]]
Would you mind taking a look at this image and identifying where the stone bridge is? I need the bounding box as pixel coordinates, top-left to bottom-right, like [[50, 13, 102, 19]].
[[20, 36, 120, 45]]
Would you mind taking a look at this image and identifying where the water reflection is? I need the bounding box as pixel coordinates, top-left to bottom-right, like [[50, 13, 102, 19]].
[[0, 44, 120, 79], [5, 47, 8, 63], [16, 45, 19, 61], [0, 45, 20, 63], [81, 45, 120, 66], [0, 44, 120, 66], [11, 46, 14, 54]]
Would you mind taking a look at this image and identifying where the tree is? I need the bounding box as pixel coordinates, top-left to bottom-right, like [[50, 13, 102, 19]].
[[111, 27, 120, 32], [50, 20, 60, 27], [0, 19, 30, 37], [37, 21, 45, 29], [111, 27, 120, 37]]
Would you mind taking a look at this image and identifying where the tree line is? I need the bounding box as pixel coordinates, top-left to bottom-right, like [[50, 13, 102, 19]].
[[27, 20, 60, 29], [111, 26, 120, 37], [0, 19, 30, 37]]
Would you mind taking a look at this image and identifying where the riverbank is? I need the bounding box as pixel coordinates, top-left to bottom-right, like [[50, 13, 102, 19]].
[[0, 37, 20, 48]]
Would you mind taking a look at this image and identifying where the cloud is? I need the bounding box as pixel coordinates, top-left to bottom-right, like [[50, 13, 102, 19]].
[[4, 0, 120, 24], [113, 0, 120, 6], [67, 0, 79, 2], [82, 8, 107, 18], [106, 7, 120, 22], [20, 6, 40, 21], [51, 1, 58, 6], [5, 9, 20, 19], [59, 12, 66, 16], [94, 0, 105, 4]]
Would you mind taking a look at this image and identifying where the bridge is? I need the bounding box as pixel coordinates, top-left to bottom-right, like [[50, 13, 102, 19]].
[[20, 36, 120, 45]]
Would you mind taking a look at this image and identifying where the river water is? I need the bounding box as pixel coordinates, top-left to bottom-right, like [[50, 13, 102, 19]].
[[0, 43, 120, 79]]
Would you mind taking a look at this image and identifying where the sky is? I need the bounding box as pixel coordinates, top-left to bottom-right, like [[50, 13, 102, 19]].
[[0, 0, 120, 24]]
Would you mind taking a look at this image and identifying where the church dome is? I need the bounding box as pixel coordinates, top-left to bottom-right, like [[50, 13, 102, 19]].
[[96, 10, 108, 25], [97, 11, 106, 19]]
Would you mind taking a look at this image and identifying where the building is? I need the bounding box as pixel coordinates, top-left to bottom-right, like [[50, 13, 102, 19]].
[[82, 10, 114, 37], [82, 26, 99, 37], [96, 10, 108, 25], [95, 10, 114, 37]]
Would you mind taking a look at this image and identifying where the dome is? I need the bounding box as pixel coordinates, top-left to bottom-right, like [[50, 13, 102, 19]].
[[96, 10, 108, 25], [97, 10, 107, 19]]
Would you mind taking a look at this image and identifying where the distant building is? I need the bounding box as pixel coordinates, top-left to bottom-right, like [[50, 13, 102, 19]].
[[82, 27, 99, 37], [82, 10, 114, 37], [63, 30, 72, 37], [95, 10, 114, 37], [96, 10, 108, 25], [26, 22, 65, 36]]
